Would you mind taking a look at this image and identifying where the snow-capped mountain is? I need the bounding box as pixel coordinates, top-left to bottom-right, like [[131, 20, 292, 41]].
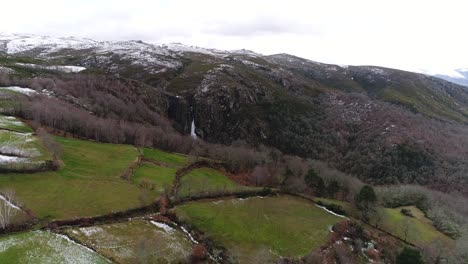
[[2, 33, 466, 87], [0, 33, 263, 74]]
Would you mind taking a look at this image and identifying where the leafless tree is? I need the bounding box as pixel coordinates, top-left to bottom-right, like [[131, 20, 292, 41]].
[[401, 217, 411, 242], [0, 190, 20, 229]]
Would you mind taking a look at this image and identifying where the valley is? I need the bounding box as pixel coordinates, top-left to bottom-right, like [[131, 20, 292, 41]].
[[0, 33, 467, 263], [0, 114, 456, 263]]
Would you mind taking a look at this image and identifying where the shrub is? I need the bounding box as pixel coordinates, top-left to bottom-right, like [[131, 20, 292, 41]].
[[258, 187, 272, 196], [139, 179, 155, 190], [400, 208, 414, 218], [191, 244, 207, 261], [396, 247, 424, 264]]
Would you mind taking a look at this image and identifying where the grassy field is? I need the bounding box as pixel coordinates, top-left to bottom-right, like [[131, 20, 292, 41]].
[[0, 230, 110, 263], [132, 163, 176, 195], [371, 206, 453, 247], [0, 115, 33, 133], [177, 167, 255, 198], [64, 220, 193, 264], [142, 147, 187, 166], [0, 137, 158, 220], [314, 198, 452, 247], [175, 195, 342, 262]]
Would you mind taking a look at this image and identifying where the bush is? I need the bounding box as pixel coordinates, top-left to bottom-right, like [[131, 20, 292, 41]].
[[139, 179, 155, 190], [258, 187, 272, 197], [400, 208, 414, 218], [191, 244, 207, 261], [396, 247, 424, 264]]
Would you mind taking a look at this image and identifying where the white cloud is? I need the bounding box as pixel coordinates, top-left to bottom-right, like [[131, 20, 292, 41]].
[[1, 0, 467, 73]]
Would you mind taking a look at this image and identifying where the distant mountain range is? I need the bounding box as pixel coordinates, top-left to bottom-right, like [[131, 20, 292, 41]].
[[433, 69, 468, 87]]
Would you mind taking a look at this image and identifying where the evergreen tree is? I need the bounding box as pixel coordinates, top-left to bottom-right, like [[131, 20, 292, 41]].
[[396, 247, 424, 264], [304, 169, 325, 196], [356, 185, 377, 221]]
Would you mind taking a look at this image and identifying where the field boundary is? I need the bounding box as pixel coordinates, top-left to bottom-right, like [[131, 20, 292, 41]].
[[169, 160, 226, 198]]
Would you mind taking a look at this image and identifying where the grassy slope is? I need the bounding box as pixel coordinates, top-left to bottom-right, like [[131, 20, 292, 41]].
[[0, 129, 51, 161], [373, 206, 453, 246], [175, 195, 342, 262], [177, 167, 255, 198], [0, 137, 157, 220], [142, 147, 187, 166], [315, 198, 452, 247], [0, 115, 33, 133], [64, 220, 193, 264], [0, 231, 110, 263], [381, 87, 468, 122], [132, 163, 176, 195]]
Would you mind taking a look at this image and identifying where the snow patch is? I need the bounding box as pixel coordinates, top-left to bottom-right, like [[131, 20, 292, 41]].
[[180, 226, 199, 244], [163, 43, 227, 57], [16, 63, 86, 73], [150, 221, 175, 233], [315, 204, 348, 219], [0, 86, 37, 95], [79, 226, 103, 237], [52, 233, 97, 254], [0, 154, 29, 164]]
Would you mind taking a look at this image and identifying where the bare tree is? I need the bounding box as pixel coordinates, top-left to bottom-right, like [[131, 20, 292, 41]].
[[36, 128, 62, 160], [0, 190, 20, 229], [401, 217, 411, 242]]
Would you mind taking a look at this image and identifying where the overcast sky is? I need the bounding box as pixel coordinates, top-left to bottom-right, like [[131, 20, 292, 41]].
[[1, 0, 467, 75]]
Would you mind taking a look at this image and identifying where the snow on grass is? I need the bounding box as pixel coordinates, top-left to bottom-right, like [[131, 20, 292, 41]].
[[0, 86, 37, 96], [0, 154, 29, 164], [0, 115, 31, 133], [65, 220, 193, 263], [16, 63, 86, 73], [79, 226, 104, 237], [0, 230, 110, 263], [52, 233, 100, 254], [0, 130, 41, 158]]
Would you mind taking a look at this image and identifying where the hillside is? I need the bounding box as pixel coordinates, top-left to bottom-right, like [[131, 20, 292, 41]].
[[1, 34, 468, 193], [1, 34, 468, 262]]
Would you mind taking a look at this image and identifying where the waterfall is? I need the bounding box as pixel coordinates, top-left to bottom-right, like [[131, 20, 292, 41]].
[[190, 119, 197, 139]]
